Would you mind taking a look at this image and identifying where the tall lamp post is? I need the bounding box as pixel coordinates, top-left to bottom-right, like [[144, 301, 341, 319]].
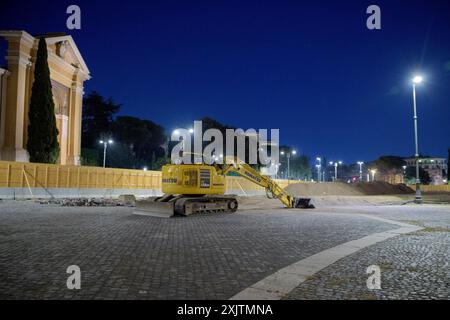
[[99, 139, 113, 168], [281, 150, 296, 179], [412, 75, 423, 203], [370, 169, 377, 182], [316, 157, 322, 182], [357, 161, 364, 181], [330, 161, 342, 181]]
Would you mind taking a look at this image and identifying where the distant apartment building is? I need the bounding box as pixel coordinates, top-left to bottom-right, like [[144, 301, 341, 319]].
[[404, 157, 448, 185]]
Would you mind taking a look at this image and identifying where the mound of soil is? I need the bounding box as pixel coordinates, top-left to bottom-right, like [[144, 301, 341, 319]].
[[285, 181, 413, 197], [352, 181, 413, 195]]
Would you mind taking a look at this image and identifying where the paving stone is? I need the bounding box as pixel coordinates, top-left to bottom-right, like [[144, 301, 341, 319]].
[[0, 200, 396, 299]]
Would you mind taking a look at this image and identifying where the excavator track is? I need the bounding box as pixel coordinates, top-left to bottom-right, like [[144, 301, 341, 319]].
[[174, 196, 238, 216], [134, 195, 238, 218]]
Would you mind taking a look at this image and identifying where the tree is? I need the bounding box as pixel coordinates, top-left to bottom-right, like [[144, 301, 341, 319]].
[[26, 37, 60, 163], [80, 148, 99, 166], [82, 91, 121, 148], [405, 166, 431, 185], [290, 155, 312, 180], [278, 146, 311, 180], [112, 116, 166, 168], [371, 155, 406, 179], [104, 142, 136, 169]]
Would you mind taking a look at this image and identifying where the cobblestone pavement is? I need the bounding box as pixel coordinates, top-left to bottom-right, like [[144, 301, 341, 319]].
[[285, 205, 450, 300], [0, 200, 396, 299]]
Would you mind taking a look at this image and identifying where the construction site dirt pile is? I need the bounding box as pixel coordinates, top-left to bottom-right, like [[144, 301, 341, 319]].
[[285, 181, 414, 197]]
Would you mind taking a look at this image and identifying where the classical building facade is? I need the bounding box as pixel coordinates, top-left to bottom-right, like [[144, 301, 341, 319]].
[[404, 157, 448, 185], [0, 30, 90, 165]]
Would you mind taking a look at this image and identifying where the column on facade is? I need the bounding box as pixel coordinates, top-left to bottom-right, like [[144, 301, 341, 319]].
[[0, 31, 34, 162], [67, 72, 84, 166], [0, 68, 11, 160]]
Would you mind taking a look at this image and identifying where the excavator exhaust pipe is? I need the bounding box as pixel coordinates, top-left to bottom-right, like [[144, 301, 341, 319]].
[[294, 198, 315, 209]]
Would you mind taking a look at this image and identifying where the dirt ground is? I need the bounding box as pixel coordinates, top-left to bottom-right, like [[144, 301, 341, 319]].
[[285, 181, 414, 197], [237, 194, 413, 209]]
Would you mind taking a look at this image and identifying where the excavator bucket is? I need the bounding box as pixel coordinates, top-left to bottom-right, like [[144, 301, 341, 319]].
[[294, 197, 315, 209], [133, 196, 176, 218]]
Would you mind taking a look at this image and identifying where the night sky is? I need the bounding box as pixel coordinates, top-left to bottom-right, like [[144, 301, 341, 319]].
[[1, 0, 449, 164]]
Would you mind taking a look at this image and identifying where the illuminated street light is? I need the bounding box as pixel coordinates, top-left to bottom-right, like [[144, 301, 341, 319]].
[[188, 128, 194, 134], [370, 169, 377, 182], [411, 75, 423, 203], [357, 161, 364, 181], [280, 149, 296, 179], [330, 161, 343, 181], [412, 75, 423, 84], [99, 139, 114, 168], [316, 157, 322, 182], [143, 166, 148, 171]]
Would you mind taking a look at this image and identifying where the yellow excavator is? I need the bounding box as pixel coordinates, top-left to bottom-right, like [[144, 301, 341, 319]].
[[135, 157, 314, 217]]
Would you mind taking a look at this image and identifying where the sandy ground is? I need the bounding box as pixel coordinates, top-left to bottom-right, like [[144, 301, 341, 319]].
[[237, 194, 437, 210], [285, 181, 414, 197]]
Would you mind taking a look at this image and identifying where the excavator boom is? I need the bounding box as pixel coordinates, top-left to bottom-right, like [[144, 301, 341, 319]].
[[218, 158, 313, 209]]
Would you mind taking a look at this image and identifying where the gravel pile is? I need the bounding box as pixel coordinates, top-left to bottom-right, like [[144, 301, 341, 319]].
[[39, 198, 132, 207]]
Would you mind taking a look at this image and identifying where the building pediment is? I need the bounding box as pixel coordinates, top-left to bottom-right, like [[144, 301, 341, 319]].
[[44, 35, 91, 80], [0, 30, 91, 80]]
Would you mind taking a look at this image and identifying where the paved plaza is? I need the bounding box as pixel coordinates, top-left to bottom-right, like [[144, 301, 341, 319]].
[[0, 200, 449, 299]]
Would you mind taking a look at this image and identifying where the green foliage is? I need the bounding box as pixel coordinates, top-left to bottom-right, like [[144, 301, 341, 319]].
[[80, 148, 99, 166], [112, 116, 166, 167], [82, 91, 121, 148], [104, 142, 136, 169], [404, 166, 431, 185], [26, 37, 60, 163], [289, 155, 312, 180], [374, 156, 406, 172], [149, 155, 170, 170], [278, 146, 311, 180]]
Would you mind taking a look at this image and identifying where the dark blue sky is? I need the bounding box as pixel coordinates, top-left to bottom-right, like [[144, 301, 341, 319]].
[[1, 0, 449, 163]]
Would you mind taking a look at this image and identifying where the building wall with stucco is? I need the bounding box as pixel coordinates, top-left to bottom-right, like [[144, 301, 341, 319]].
[[0, 30, 90, 165]]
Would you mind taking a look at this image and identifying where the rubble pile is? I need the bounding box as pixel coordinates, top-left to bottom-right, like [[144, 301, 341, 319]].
[[39, 197, 135, 207]]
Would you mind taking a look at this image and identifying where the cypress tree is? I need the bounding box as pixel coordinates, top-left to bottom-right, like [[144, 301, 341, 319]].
[[27, 37, 60, 163]]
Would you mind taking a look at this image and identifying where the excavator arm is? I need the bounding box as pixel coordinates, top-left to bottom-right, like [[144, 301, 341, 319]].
[[218, 159, 314, 209]]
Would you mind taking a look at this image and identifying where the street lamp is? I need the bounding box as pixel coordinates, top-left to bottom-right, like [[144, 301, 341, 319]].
[[99, 139, 113, 168], [370, 169, 377, 182], [357, 161, 364, 181], [280, 150, 296, 179], [411, 75, 423, 203], [316, 157, 322, 182], [330, 161, 342, 181]]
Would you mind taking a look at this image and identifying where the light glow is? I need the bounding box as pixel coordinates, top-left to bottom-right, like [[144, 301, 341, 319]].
[[412, 75, 423, 84]]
